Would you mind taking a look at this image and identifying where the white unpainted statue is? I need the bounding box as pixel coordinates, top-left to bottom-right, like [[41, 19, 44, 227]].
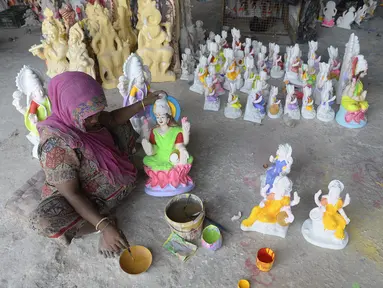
[[252, 40, 262, 57], [355, 4, 368, 25], [308, 41, 321, 71], [317, 80, 336, 122], [190, 55, 208, 95], [314, 62, 330, 105], [13, 65, 51, 158], [284, 46, 292, 73], [301, 180, 350, 250], [241, 175, 300, 238], [224, 82, 242, 119], [240, 55, 256, 93], [208, 31, 215, 42], [195, 20, 206, 46], [235, 49, 246, 76], [180, 53, 191, 81], [336, 33, 360, 104], [118, 53, 152, 141], [221, 30, 228, 48], [284, 84, 300, 120], [231, 28, 241, 51], [267, 86, 283, 119], [208, 65, 225, 96], [337, 7, 356, 29], [203, 75, 220, 112], [185, 48, 196, 73], [328, 46, 341, 84], [243, 80, 266, 124], [367, 0, 378, 17], [223, 48, 243, 90], [301, 86, 316, 119], [285, 44, 302, 84], [244, 38, 252, 56], [322, 1, 337, 27], [258, 70, 270, 97], [270, 44, 284, 79]]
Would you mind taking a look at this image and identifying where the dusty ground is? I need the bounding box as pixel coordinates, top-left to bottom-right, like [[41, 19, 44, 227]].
[[1, 14, 383, 288]]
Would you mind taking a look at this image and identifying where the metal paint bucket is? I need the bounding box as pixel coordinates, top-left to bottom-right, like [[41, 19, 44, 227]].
[[165, 194, 205, 241]]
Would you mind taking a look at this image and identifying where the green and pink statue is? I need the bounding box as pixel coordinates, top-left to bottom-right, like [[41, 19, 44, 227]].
[[141, 94, 194, 197]]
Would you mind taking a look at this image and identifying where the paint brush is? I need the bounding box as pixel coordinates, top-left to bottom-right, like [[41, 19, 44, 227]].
[[127, 246, 134, 261], [119, 229, 134, 261]]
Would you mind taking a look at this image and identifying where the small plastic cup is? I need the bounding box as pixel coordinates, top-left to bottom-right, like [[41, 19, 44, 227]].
[[237, 279, 250, 288], [201, 225, 222, 251], [256, 248, 275, 272]]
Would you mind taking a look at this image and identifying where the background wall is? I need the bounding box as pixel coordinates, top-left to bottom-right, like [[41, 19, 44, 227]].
[[191, 0, 224, 34]]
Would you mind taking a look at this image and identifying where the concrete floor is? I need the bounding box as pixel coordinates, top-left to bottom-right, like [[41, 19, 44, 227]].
[[1, 13, 383, 288]]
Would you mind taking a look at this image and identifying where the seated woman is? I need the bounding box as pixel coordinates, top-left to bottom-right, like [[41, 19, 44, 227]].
[[30, 72, 159, 258]]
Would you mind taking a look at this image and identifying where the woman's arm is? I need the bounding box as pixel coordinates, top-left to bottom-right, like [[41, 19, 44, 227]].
[[56, 178, 104, 227], [56, 178, 129, 251], [99, 91, 162, 128]]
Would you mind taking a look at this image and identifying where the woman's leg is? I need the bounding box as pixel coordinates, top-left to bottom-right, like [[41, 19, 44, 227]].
[[30, 194, 86, 246]]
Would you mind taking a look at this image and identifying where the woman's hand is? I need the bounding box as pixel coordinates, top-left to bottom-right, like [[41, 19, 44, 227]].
[[101, 223, 130, 253], [143, 90, 165, 106]]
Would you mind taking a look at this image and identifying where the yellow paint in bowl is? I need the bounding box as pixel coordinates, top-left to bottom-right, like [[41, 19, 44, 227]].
[[119, 246, 152, 275], [238, 279, 250, 288]]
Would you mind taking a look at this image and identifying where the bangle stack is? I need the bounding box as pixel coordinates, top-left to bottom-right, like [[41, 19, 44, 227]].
[[95, 217, 109, 231]]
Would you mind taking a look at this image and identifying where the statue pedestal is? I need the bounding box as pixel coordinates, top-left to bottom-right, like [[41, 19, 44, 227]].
[[241, 221, 289, 238], [302, 107, 316, 119], [270, 67, 285, 79], [285, 71, 304, 87], [336, 105, 367, 128], [284, 108, 301, 120], [317, 106, 335, 122], [243, 94, 265, 124], [144, 164, 194, 197], [301, 208, 349, 250], [204, 97, 220, 111], [240, 79, 254, 93], [268, 104, 283, 119], [224, 105, 242, 119]]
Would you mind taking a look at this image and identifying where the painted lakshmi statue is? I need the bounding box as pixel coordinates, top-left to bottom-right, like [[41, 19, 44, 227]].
[[141, 95, 194, 197]]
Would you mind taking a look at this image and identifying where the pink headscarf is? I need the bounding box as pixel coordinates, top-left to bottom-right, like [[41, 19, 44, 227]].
[[38, 72, 137, 185]]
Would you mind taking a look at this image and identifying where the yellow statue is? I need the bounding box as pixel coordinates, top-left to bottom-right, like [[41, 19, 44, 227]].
[[86, 3, 130, 89], [29, 8, 69, 78], [136, 0, 151, 31], [241, 175, 300, 238], [301, 180, 351, 250], [67, 23, 96, 79], [137, 1, 176, 82], [113, 0, 137, 51]]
